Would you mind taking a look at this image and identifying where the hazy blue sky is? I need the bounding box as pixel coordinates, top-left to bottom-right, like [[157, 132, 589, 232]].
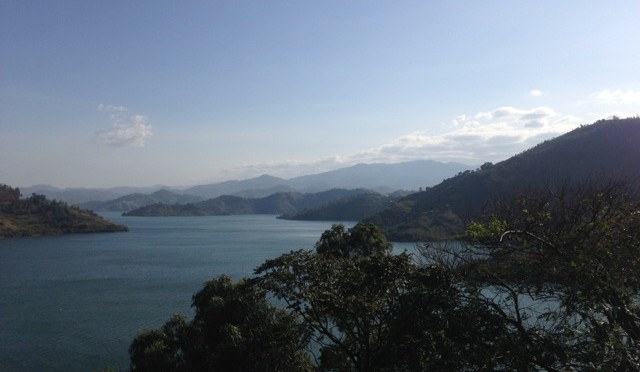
[[1, 1, 639, 188]]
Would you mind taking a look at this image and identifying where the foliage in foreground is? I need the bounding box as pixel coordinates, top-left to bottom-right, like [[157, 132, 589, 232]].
[[129, 276, 312, 372], [130, 181, 640, 371], [462, 180, 640, 370]]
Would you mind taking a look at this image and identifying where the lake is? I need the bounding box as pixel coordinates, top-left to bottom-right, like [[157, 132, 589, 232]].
[[0, 214, 376, 371]]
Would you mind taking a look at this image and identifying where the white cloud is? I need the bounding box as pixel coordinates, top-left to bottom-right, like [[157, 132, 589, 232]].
[[96, 104, 153, 147], [524, 120, 545, 128], [222, 96, 637, 180], [343, 106, 575, 165], [530, 89, 543, 97], [97, 103, 127, 112], [225, 106, 583, 180], [590, 89, 640, 105]]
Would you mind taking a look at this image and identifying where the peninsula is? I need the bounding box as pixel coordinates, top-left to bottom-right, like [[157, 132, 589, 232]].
[[0, 184, 128, 238]]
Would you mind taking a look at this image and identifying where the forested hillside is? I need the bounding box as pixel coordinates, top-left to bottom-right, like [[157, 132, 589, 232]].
[[123, 189, 371, 217], [279, 191, 404, 221], [78, 189, 203, 212], [0, 184, 128, 238], [366, 117, 640, 241]]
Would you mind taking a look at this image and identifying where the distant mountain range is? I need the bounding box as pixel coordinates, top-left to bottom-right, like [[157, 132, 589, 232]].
[[20, 185, 173, 205], [181, 160, 471, 199], [365, 117, 640, 241], [11, 118, 638, 241], [78, 190, 203, 212], [20, 160, 472, 209], [279, 191, 406, 221], [123, 189, 374, 217]]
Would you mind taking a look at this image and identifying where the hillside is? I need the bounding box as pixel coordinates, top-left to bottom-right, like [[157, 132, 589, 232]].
[[20, 185, 170, 205], [78, 189, 203, 212], [181, 160, 471, 199], [365, 117, 640, 241], [123, 189, 371, 217], [0, 185, 128, 238], [279, 191, 404, 221], [287, 160, 471, 192], [21, 160, 471, 208], [184, 174, 288, 199]]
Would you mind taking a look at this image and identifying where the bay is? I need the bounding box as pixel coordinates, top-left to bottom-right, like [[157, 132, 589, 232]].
[[0, 214, 358, 372]]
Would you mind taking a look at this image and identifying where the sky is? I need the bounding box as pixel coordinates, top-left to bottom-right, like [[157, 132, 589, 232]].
[[1, 1, 639, 188]]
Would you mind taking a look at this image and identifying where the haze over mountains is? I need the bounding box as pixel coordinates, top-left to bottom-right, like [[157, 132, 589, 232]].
[[79, 190, 203, 212], [5, 118, 639, 240], [21, 160, 472, 210], [185, 160, 472, 199], [122, 189, 388, 217]]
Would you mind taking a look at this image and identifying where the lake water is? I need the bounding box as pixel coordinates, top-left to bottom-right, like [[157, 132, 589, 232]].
[[0, 214, 382, 371]]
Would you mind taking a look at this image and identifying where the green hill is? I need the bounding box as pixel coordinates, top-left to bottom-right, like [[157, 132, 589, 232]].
[[123, 189, 371, 217], [78, 189, 203, 212], [279, 192, 404, 221], [365, 117, 640, 241], [0, 184, 128, 238]]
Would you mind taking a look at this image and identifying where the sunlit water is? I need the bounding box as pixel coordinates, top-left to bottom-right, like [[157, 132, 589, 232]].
[[0, 214, 385, 371]]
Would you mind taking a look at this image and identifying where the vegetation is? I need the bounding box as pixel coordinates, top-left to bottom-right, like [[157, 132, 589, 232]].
[[78, 189, 203, 212], [278, 192, 403, 221], [460, 180, 640, 369], [129, 180, 640, 370], [123, 189, 373, 217], [366, 117, 640, 241], [129, 276, 312, 372], [253, 223, 511, 371], [0, 184, 127, 238]]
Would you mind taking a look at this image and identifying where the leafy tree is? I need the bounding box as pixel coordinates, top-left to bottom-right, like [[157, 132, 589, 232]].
[[480, 161, 494, 171], [255, 223, 514, 371], [463, 180, 640, 370], [129, 314, 189, 372], [131, 191, 640, 371], [314, 223, 392, 258], [129, 276, 312, 372]]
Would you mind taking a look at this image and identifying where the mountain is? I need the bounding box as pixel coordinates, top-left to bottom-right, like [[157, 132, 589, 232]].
[[279, 191, 407, 221], [365, 117, 640, 241], [231, 185, 300, 198], [78, 189, 203, 212], [20, 160, 471, 208], [20, 185, 171, 205], [184, 175, 288, 199], [286, 160, 472, 192], [0, 184, 128, 238], [123, 189, 371, 217], [182, 160, 471, 199]]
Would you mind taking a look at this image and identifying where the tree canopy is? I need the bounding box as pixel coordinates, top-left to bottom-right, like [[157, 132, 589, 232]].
[[129, 276, 312, 372], [131, 185, 640, 370], [462, 180, 640, 369]]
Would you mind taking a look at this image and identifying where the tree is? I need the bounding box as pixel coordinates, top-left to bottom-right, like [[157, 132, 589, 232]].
[[480, 161, 494, 171], [254, 223, 514, 371], [130, 196, 640, 371], [314, 223, 392, 258], [463, 180, 640, 370], [129, 276, 312, 372], [129, 314, 190, 372]]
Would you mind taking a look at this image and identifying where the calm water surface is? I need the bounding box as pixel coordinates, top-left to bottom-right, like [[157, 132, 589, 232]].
[[0, 214, 364, 371]]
